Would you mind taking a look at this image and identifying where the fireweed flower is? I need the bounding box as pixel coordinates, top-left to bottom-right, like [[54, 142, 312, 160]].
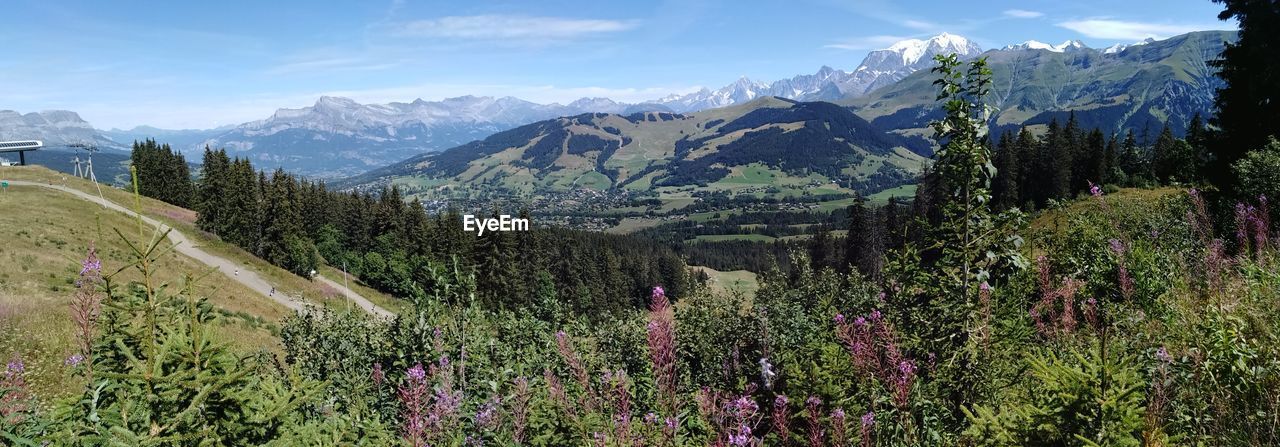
[[65, 354, 85, 367], [830, 408, 848, 446], [806, 396, 824, 447], [860, 412, 875, 447], [399, 363, 430, 447], [772, 394, 791, 442], [406, 363, 426, 382], [892, 360, 917, 408], [647, 284, 678, 412], [1156, 346, 1172, 363]]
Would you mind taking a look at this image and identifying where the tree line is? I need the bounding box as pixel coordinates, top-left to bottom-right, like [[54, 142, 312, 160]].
[[129, 139, 195, 208], [133, 146, 693, 318], [989, 113, 1209, 211]]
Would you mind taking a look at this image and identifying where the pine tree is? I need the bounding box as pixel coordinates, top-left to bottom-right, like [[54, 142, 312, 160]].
[[1104, 133, 1122, 185], [1065, 113, 1090, 195], [1119, 131, 1144, 185], [1086, 128, 1107, 186], [1152, 125, 1177, 182], [1046, 119, 1074, 200], [1209, 0, 1280, 193], [991, 130, 1021, 210], [844, 198, 878, 276], [883, 196, 904, 251], [1015, 127, 1039, 209], [196, 147, 230, 235]]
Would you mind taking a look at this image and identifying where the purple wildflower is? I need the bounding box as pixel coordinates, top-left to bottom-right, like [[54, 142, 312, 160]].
[[5, 358, 23, 377], [806, 396, 824, 447], [772, 394, 791, 443], [406, 363, 426, 382], [830, 408, 847, 446], [65, 354, 84, 367], [859, 411, 875, 447]]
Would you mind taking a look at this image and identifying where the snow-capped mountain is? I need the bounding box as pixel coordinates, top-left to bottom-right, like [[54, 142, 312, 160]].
[[835, 32, 983, 97], [653, 33, 984, 112], [1102, 38, 1158, 54], [0, 110, 122, 150], [1003, 39, 1090, 53]]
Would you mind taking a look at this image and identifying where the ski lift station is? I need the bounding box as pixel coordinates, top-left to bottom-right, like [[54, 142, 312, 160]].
[[0, 140, 42, 166]]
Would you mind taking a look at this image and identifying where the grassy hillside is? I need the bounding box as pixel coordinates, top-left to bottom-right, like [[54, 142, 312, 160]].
[[343, 98, 929, 206], [847, 30, 1234, 140], [0, 165, 401, 396], [0, 183, 285, 398]]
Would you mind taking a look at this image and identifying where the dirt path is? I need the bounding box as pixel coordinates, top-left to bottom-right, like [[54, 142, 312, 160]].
[[7, 180, 394, 318]]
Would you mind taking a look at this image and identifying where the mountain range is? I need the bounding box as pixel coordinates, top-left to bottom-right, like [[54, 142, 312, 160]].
[[340, 97, 930, 198], [848, 30, 1234, 141], [0, 110, 122, 150], [3, 31, 1235, 181]]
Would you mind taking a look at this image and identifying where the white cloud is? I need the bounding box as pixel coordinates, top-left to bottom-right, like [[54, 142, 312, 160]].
[[393, 15, 638, 41], [1056, 19, 1230, 40], [824, 35, 910, 50], [265, 57, 401, 75], [1003, 9, 1044, 19], [902, 19, 936, 31]]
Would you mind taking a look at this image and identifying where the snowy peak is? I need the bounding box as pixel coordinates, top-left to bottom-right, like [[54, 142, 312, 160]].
[[1004, 39, 1091, 53], [883, 32, 983, 66], [1103, 37, 1157, 54], [651, 33, 986, 110]]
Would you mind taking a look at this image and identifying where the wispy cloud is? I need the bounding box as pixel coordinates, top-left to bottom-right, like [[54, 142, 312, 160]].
[[901, 19, 937, 31], [1056, 18, 1230, 40], [392, 15, 639, 41], [823, 35, 911, 50], [1003, 9, 1044, 19], [266, 57, 401, 75], [312, 83, 702, 106]]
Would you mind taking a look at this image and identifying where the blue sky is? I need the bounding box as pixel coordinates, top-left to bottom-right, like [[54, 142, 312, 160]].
[[1, 0, 1234, 129]]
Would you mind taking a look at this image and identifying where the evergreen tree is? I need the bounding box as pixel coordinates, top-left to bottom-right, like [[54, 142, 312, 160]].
[[1208, 0, 1280, 193], [1104, 133, 1123, 185], [196, 147, 231, 235], [1086, 128, 1108, 186], [991, 130, 1021, 210], [1046, 119, 1074, 200], [1119, 131, 1144, 185], [1152, 125, 1177, 182], [883, 196, 904, 251], [1015, 127, 1039, 209], [843, 198, 879, 276]]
